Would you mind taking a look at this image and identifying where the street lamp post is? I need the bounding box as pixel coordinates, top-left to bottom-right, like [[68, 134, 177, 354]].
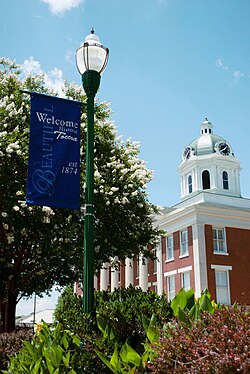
[[76, 29, 109, 313]]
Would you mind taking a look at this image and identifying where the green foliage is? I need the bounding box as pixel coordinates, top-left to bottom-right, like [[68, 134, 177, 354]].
[[3, 322, 82, 373], [0, 328, 33, 370], [171, 288, 218, 325], [54, 286, 172, 372], [94, 286, 171, 351], [96, 313, 160, 374]]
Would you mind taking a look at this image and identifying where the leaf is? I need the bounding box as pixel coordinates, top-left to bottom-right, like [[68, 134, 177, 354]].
[[171, 289, 187, 316], [199, 294, 213, 312], [120, 342, 141, 367], [189, 304, 199, 320], [185, 288, 195, 310], [146, 314, 160, 343], [177, 306, 189, 324], [61, 334, 69, 350], [142, 315, 150, 331], [96, 351, 117, 373], [110, 343, 120, 369], [97, 315, 108, 336], [62, 351, 70, 367]]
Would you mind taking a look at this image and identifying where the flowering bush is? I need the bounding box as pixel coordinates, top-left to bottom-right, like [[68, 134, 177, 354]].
[[0, 57, 161, 332], [147, 305, 250, 373]]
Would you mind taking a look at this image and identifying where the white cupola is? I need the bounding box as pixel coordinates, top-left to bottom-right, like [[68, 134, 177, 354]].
[[179, 119, 241, 200]]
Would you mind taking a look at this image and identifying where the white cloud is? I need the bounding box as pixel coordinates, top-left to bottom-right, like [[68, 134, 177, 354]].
[[40, 0, 84, 16], [22, 57, 65, 96], [233, 70, 244, 84], [22, 56, 43, 75], [216, 57, 228, 70], [65, 48, 74, 64]]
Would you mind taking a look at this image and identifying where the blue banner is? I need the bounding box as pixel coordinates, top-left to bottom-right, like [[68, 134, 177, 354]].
[[26, 93, 81, 210]]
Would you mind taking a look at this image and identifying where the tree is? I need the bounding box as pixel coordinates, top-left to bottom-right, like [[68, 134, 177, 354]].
[[0, 58, 161, 332]]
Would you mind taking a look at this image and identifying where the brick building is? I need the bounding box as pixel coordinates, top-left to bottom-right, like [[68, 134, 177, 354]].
[[78, 119, 250, 305]]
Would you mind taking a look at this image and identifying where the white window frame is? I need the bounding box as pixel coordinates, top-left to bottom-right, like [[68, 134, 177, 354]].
[[167, 275, 176, 301], [181, 271, 191, 291], [211, 265, 232, 305], [213, 228, 227, 255], [153, 249, 157, 274], [136, 256, 139, 278], [180, 229, 189, 257], [164, 270, 177, 301], [166, 235, 174, 262]]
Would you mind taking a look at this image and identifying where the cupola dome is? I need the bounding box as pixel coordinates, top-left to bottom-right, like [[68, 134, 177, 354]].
[[182, 119, 233, 160], [179, 119, 241, 200]]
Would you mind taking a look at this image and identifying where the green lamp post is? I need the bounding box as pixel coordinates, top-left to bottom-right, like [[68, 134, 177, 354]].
[[76, 29, 109, 313]]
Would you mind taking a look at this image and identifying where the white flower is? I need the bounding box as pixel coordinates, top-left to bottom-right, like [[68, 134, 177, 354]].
[[42, 206, 55, 216], [111, 187, 119, 192], [21, 228, 27, 236], [1, 212, 8, 217], [16, 191, 22, 196], [131, 191, 138, 197], [13, 205, 20, 211], [122, 197, 129, 204], [7, 235, 14, 244], [3, 224, 9, 230]]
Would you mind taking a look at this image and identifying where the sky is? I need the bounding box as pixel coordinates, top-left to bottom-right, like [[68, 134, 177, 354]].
[[1, 0, 250, 315]]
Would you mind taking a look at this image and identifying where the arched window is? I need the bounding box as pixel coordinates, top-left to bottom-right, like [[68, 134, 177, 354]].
[[222, 171, 229, 190], [202, 170, 210, 190], [188, 175, 192, 193]]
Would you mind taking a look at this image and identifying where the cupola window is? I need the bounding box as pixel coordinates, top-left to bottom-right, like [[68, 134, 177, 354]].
[[202, 170, 210, 190], [188, 175, 192, 193], [222, 171, 229, 190]]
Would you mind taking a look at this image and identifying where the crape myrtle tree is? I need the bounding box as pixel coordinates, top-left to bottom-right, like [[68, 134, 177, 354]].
[[0, 58, 161, 332]]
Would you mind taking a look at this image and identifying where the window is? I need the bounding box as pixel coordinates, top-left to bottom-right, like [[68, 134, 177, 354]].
[[166, 236, 174, 261], [215, 271, 230, 304], [153, 249, 157, 274], [136, 257, 139, 278], [167, 275, 175, 301], [188, 175, 192, 193], [222, 171, 229, 190], [202, 170, 210, 190], [213, 228, 226, 253], [180, 230, 188, 257], [181, 272, 191, 291]]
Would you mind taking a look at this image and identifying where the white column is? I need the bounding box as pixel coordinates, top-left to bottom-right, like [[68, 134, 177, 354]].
[[192, 223, 208, 297], [111, 258, 119, 291], [139, 255, 148, 291], [100, 263, 109, 291], [156, 240, 163, 295], [125, 258, 134, 288]]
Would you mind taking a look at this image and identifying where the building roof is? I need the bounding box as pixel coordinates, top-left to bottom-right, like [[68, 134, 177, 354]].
[[188, 118, 234, 157], [16, 309, 54, 325]]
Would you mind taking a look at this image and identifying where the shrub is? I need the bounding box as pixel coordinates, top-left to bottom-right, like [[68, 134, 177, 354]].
[[54, 285, 172, 372], [4, 322, 84, 373], [0, 328, 33, 371], [95, 285, 172, 351], [147, 305, 250, 373], [55, 285, 172, 350]]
